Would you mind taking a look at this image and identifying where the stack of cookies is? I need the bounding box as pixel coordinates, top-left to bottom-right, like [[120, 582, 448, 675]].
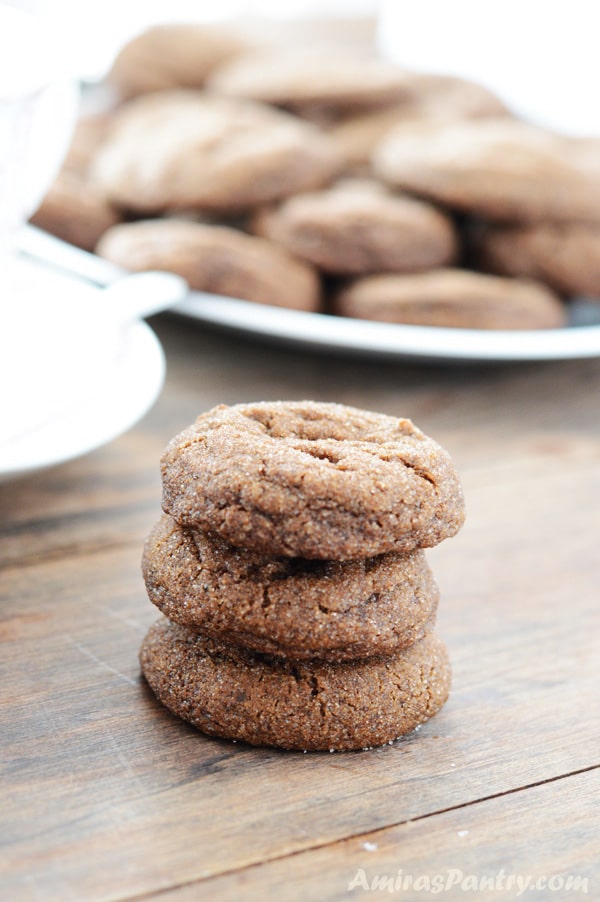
[[140, 401, 465, 752]]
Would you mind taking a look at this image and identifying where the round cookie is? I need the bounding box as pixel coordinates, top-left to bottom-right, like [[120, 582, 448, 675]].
[[206, 52, 410, 112], [251, 179, 457, 275], [160, 401, 465, 560], [397, 72, 509, 120], [333, 269, 566, 330], [30, 170, 120, 252], [140, 620, 451, 751], [96, 220, 320, 312], [476, 222, 600, 298], [107, 24, 246, 99], [62, 114, 114, 177], [373, 119, 600, 223], [90, 92, 339, 213], [143, 515, 439, 662], [329, 74, 508, 169]]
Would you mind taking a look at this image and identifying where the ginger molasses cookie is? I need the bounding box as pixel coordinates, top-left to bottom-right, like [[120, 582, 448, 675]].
[[90, 92, 339, 213], [329, 74, 508, 169], [96, 219, 320, 311], [477, 222, 600, 298], [333, 269, 566, 330], [30, 170, 120, 252], [143, 515, 439, 662], [62, 114, 114, 177], [251, 179, 457, 275], [107, 24, 246, 99], [374, 119, 600, 223], [206, 52, 410, 113], [140, 620, 451, 751], [160, 401, 465, 560]]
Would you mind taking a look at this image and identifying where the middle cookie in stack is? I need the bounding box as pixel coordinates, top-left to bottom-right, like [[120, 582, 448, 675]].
[[143, 516, 440, 663], [140, 400, 465, 751]]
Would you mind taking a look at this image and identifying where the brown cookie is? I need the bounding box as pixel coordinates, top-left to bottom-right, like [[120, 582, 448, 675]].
[[160, 401, 465, 560], [90, 92, 339, 213], [30, 170, 120, 252], [140, 620, 451, 751], [398, 72, 509, 120], [333, 269, 566, 330], [96, 219, 320, 312], [476, 223, 600, 298], [206, 52, 410, 113], [62, 114, 114, 177], [374, 119, 600, 223], [329, 74, 508, 169], [142, 515, 439, 662], [251, 179, 457, 275], [107, 24, 246, 99]]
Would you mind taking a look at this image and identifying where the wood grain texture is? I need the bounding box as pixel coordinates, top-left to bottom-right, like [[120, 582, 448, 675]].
[[1, 316, 599, 901], [164, 769, 600, 901]]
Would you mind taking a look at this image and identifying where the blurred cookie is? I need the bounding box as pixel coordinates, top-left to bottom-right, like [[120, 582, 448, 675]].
[[161, 401, 465, 560], [477, 223, 600, 298], [374, 119, 600, 223], [90, 92, 339, 213], [333, 269, 566, 330], [251, 179, 457, 275], [96, 219, 320, 311], [398, 72, 509, 120], [107, 24, 245, 99], [143, 514, 439, 662], [330, 74, 508, 169], [62, 114, 114, 177], [206, 52, 410, 112], [140, 620, 451, 751], [30, 170, 119, 252]]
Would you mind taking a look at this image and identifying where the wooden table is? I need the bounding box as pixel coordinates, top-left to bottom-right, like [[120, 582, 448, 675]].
[[1, 315, 599, 901]]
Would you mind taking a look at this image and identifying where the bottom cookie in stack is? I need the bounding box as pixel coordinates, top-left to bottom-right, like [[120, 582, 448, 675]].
[[140, 620, 451, 752], [140, 515, 450, 751]]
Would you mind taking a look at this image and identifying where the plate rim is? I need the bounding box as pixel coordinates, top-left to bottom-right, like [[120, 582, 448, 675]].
[[17, 227, 600, 364], [175, 292, 600, 363]]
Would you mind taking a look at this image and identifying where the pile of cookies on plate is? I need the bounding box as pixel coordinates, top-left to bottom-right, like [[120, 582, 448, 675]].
[[32, 22, 600, 329], [140, 400, 465, 751]]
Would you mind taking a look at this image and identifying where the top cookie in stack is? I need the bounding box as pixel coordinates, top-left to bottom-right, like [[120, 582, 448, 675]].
[[159, 400, 465, 560], [140, 401, 464, 751]]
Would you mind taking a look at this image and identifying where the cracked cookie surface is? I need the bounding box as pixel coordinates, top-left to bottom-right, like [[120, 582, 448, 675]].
[[160, 401, 465, 560], [140, 620, 451, 751], [143, 515, 439, 662]]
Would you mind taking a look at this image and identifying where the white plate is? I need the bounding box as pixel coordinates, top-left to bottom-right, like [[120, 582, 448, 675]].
[[0, 318, 164, 481], [177, 292, 600, 363], [16, 227, 600, 364]]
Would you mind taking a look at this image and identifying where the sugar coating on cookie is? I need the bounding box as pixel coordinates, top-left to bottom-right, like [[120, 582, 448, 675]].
[[140, 620, 451, 751], [333, 269, 566, 330], [160, 401, 465, 560], [96, 219, 320, 312], [143, 515, 439, 662], [90, 92, 340, 213], [251, 179, 457, 275]]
